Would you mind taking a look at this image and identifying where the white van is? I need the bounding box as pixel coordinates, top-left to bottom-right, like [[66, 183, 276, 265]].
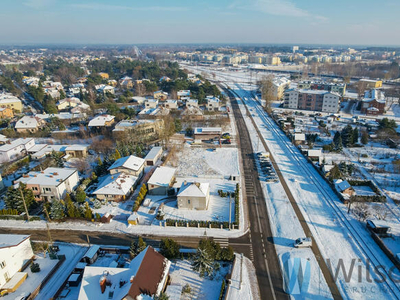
[[294, 237, 312, 248]]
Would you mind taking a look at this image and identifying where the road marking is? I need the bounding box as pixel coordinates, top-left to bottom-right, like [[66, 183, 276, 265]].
[[213, 238, 229, 247]]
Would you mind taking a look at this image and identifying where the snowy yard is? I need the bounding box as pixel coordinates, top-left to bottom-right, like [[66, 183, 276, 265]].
[[166, 259, 230, 300], [167, 144, 239, 177]]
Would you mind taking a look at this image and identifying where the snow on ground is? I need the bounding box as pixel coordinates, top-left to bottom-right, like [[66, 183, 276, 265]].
[[2, 254, 58, 300], [167, 144, 239, 177], [226, 254, 261, 300], [353, 185, 376, 196], [233, 85, 400, 299], [235, 94, 332, 299], [166, 259, 230, 300], [160, 177, 235, 223]]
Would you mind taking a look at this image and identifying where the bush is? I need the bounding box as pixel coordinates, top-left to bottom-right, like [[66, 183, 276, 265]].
[[182, 283, 191, 294], [219, 280, 226, 300], [30, 262, 40, 273]]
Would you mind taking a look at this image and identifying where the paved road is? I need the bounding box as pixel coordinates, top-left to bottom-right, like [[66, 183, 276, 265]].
[[229, 89, 287, 300]]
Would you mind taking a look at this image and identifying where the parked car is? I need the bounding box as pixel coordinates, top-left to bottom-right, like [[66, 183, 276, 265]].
[[222, 139, 231, 144], [294, 237, 312, 248]]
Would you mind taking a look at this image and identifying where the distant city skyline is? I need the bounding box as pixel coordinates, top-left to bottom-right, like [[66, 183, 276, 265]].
[[1, 0, 399, 45]]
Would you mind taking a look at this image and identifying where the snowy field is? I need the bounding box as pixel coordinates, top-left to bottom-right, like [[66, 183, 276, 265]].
[[166, 259, 230, 300], [167, 144, 239, 177]]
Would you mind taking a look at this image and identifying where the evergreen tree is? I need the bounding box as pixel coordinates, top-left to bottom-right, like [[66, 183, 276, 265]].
[[329, 164, 342, 181], [114, 149, 122, 160], [160, 238, 180, 259], [361, 131, 369, 145], [192, 248, 214, 277], [66, 196, 80, 218], [84, 202, 93, 219], [75, 188, 86, 203], [129, 237, 147, 258], [50, 200, 65, 220], [4, 183, 35, 214], [333, 131, 343, 151], [341, 125, 354, 147]]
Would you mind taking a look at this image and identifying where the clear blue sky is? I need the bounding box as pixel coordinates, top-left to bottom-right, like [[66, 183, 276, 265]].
[[1, 0, 399, 45]]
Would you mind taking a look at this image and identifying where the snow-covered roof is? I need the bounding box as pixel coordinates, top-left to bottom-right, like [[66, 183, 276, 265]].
[[15, 116, 43, 129], [177, 90, 191, 96], [93, 173, 138, 196], [148, 166, 176, 187], [363, 89, 385, 103], [65, 145, 89, 151], [178, 181, 209, 198], [144, 147, 163, 161], [15, 168, 77, 187], [294, 133, 306, 141], [334, 179, 352, 192], [83, 245, 100, 260], [194, 127, 222, 134], [0, 138, 34, 152], [78, 246, 170, 300], [88, 115, 115, 127], [108, 155, 145, 172], [0, 234, 30, 249], [0, 94, 22, 104]]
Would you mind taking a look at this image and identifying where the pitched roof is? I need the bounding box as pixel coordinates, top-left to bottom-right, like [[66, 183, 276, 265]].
[[147, 166, 176, 187], [108, 155, 145, 172], [0, 234, 30, 249], [178, 181, 209, 198], [15, 116, 43, 129], [93, 173, 138, 196], [88, 115, 115, 127]]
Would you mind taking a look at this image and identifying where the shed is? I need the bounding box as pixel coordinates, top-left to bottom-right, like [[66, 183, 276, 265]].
[[367, 220, 391, 235], [68, 273, 82, 287], [83, 245, 100, 264], [147, 166, 177, 195], [128, 212, 139, 225], [144, 146, 163, 166]]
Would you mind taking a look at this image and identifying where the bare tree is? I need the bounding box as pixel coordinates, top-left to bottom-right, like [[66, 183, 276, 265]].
[[357, 81, 367, 100], [70, 158, 92, 176], [352, 202, 371, 221], [258, 75, 275, 112]]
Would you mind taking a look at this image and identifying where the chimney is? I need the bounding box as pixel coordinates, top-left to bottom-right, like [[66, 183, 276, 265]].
[[195, 182, 200, 188], [99, 271, 109, 294], [53, 172, 58, 176], [130, 275, 135, 283], [183, 180, 187, 186]]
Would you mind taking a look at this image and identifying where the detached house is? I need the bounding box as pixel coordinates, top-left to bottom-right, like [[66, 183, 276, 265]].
[[153, 90, 168, 101], [108, 155, 145, 178], [88, 115, 115, 129], [0, 138, 35, 163], [361, 89, 386, 115], [92, 172, 138, 202], [177, 181, 210, 210], [206, 96, 220, 111], [0, 235, 34, 293], [15, 116, 46, 133]]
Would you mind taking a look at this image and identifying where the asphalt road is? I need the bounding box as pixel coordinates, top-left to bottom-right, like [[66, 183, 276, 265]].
[[229, 90, 287, 300]]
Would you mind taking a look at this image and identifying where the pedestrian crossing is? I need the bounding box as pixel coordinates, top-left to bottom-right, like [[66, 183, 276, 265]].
[[213, 238, 229, 247]]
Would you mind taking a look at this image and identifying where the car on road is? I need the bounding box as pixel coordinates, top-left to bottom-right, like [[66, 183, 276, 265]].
[[294, 237, 312, 248]]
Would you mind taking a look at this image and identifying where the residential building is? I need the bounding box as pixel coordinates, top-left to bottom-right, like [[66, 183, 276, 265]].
[[193, 127, 222, 142], [88, 115, 115, 128], [153, 90, 168, 101], [144, 146, 163, 166], [0, 107, 13, 119], [92, 172, 138, 201], [177, 181, 210, 210], [0, 94, 23, 112], [334, 179, 355, 196], [78, 246, 170, 300], [163, 100, 178, 109], [0, 138, 35, 163], [177, 90, 191, 99], [359, 79, 383, 89], [272, 77, 291, 100], [297, 80, 346, 96], [15, 116, 46, 133], [98, 72, 109, 79], [113, 119, 164, 141], [145, 99, 159, 109], [65, 145, 88, 158], [108, 155, 145, 178], [56, 97, 81, 111], [0, 235, 34, 292], [148, 166, 176, 195], [95, 84, 115, 95], [15, 167, 79, 201], [119, 76, 133, 89], [284, 89, 341, 113], [206, 96, 220, 111], [186, 99, 199, 108], [361, 89, 386, 115]]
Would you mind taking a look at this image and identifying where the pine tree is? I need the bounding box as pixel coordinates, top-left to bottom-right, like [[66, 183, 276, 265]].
[[333, 131, 343, 151], [84, 202, 93, 219], [361, 131, 369, 145], [341, 125, 354, 147], [66, 196, 79, 218], [50, 200, 65, 220], [129, 237, 147, 258], [4, 183, 35, 214], [192, 248, 214, 277], [352, 127, 359, 145], [75, 188, 86, 203]]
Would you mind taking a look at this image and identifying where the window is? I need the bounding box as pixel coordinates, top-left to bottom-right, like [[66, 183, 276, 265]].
[[4, 272, 10, 282], [0, 261, 6, 269], [188, 200, 191, 204]]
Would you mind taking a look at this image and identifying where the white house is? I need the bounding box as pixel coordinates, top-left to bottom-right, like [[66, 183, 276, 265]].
[[88, 115, 115, 128], [206, 96, 220, 111], [15, 116, 46, 133], [145, 99, 159, 109], [0, 235, 34, 292], [15, 167, 79, 201], [177, 181, 210, 210], [92, 172, 138, 202], [148, 166, 176, 195], [186, 99, 199, 108], [163, 100, 178, 109], [108, 155, 145, 178], [177, 90, 191, 99], [0, 138, 35, 163]]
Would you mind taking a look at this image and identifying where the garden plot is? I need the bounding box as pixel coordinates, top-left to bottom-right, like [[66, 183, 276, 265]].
[[166, 259, 230, 300], [353, 185, 376, 196], [167, 144, 239, 177]]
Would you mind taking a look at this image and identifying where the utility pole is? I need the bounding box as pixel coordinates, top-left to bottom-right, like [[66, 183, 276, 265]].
[[19, 186, 30, 221], [46, 222, 53, 245], [239, 253, 243, 290], [228, 194, 232, 230], [86, 234, 91, 247]]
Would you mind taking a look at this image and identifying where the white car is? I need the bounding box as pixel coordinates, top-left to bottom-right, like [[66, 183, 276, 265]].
[[294, 237, 312, 248]]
